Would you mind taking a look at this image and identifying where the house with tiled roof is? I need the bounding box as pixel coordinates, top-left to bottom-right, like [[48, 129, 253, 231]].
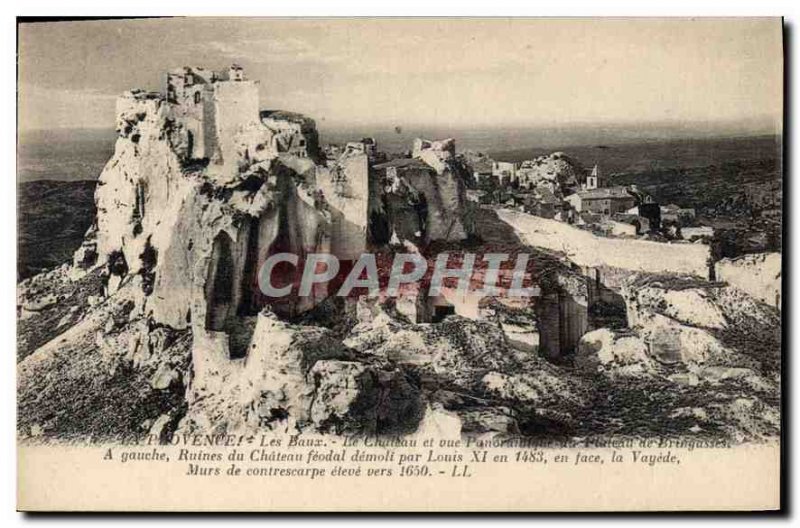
[[565, 186, 636, 216]]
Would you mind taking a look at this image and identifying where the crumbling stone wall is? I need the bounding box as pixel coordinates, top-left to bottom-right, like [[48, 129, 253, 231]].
[[498, 209, 711, 278]]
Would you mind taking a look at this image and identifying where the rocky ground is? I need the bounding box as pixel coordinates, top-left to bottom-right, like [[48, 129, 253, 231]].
[[16, 208, 782, 445], [609, 158, 782, 257]]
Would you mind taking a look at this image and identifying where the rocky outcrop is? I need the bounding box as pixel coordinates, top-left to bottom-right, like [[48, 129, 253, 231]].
[[308, 360, 424, 434], [623, 276, 780, 373], [516, 152, 584, 191], [17, 279, 191, 441], [372, 138, 473, 246], [344, 300, 586, 434], [575, 328, 655, 377], [715, 252, 781, 309], [64, 67, 389, 432], [16, 65, 782, 446]]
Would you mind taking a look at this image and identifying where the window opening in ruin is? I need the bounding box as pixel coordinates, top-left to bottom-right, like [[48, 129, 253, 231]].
[[194, 91, 201, 104], [432, 304, 455, 323], [187, 131, 194, 159], [263, 201, 298, 318]]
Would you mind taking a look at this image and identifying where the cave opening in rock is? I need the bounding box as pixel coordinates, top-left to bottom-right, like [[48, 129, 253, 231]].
[[262, 202, 298, 318], [368, 208, 391, 246], [430, 296, 456, 323], [432, 304, 455, 323], [238, 216, 264, 317], [204, 230, 257, 360], [205, 232, 235, 333]]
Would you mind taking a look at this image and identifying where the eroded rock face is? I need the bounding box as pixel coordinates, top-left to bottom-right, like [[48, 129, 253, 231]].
[[343, 302, 587, 434], [715, 252, 781, 309], [575, 328, 654, 377], [609, 275, 781, 386], [71, 67, 387, 429], [624, 277, 780, 365], [308, 360, 424, 434], [372, 138, 473, 246], [178, 308, 428, 437]]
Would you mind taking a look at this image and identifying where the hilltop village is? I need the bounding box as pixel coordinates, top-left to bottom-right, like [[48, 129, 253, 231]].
[[457, 152, 711, 242], [17, 65, 781, 443], [319, 143, 711, 246]]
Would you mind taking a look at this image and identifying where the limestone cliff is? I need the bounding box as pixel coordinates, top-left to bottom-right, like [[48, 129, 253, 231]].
[[715, 252, 781, 309], [19, 66, 482, 441]]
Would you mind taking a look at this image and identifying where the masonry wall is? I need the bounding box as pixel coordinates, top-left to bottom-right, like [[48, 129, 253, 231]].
[[498, 209, 711, 278]]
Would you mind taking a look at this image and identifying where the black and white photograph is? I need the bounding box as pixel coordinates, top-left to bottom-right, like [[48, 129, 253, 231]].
[[13, 15, 785, 512]]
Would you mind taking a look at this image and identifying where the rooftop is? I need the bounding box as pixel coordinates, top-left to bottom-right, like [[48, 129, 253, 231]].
[[576, 186, 633, 200]]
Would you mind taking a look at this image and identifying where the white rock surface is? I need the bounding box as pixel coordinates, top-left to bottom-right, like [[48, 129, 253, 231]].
[[715, 252, 781, 309]]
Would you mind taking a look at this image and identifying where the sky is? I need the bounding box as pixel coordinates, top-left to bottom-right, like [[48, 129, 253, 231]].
[[17, 17, 783, 134]]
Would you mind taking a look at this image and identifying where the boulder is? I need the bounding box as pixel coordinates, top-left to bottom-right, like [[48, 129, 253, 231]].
[[307, 360, 424, 434], [575, 328, 653, 376], [150, 364, 181, 390]]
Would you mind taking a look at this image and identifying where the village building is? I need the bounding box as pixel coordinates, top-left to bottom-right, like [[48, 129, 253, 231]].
[[627, 202, 662, 232], [565, 186, 636, 216], [492, 161, 517, 185], [661, 204, 697, 224], [516, 160, 544, 188], [471, 159, 494, 185], [661, 204, 696, 224]]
